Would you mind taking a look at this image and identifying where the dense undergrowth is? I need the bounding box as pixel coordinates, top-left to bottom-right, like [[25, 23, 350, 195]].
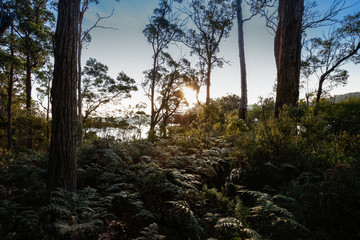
[[1, 97, 360, 240]]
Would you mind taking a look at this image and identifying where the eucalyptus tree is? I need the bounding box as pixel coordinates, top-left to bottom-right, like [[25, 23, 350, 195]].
[[274, 0, 304, 117], [256, 0, 351, 115], [183, 0, 236, 106], [236, 0, 275, 120], [81, 58, 137, 125], [78, 0, 118, 137], [36, 63, 53, 144], [143, 0, 183, 140], [48, 0, 80, 194], [0, 24, 23, 150], [157, 53, 195, 137], [302, 12, 360, 103], [14, 0, 55, 148]]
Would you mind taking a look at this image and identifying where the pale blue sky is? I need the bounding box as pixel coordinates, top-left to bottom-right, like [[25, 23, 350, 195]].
[[81, 0, 360, 113]]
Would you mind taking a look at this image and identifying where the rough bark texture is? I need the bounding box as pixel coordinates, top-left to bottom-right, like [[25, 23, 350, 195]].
[[236, 0, 247, 120], [274, 0, 304, 117], [48, 0, 80, 194]]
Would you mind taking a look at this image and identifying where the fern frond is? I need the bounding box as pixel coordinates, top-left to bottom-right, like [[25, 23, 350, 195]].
[[133, 223, 166, 240], [215, 217, 243, 232]]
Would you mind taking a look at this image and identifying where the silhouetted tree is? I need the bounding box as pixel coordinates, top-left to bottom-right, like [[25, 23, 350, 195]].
[[236, 0, 275, 120], [302, 12, 360, 103], [183, 0, 235, 105], [143, 0, 183, 140], [15, 0, 54, 148], [81, 58, 137, 124]]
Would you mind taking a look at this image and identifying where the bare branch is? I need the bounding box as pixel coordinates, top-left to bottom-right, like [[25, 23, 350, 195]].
[[81, 8, 118, 43]]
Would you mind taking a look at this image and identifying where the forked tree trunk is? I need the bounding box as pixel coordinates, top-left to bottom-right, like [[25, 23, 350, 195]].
[[274, 0, 304, 117], [48, 0, 80, 194], [236, 0, 248, 120]]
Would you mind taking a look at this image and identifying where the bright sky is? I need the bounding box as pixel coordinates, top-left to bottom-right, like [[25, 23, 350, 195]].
[[81, 0, 360, 114]]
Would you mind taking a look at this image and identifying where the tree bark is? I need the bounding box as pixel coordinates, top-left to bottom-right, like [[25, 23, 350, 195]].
[[236, 0, 248, 120], [48, 0, 80, 194], [7, 64, 14, 150], [78, 22, 83, 144], [274, 0, 304, 117], [26, 54, 33, 149], [7, 27, 15, 150], [206, 63, 211, 105], [149, 53, 158, 141]]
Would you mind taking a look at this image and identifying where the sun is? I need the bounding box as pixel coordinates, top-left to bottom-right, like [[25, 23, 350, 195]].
[[182, 86, 198, 106]]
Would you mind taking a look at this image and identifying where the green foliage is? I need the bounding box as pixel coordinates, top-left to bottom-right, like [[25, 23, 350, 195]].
[[134, 223, 166, 240], [1, 97, 360, 239], [43, 189, 104, 240], [81, 58, 137, 123]]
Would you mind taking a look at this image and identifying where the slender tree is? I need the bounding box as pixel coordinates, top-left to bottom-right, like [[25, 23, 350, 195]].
[[183, 0, 236, 105], [274, 0, 304, 117], [78, 1, 117, 144], [302, 12, 360, 103], [143, 0, 183, 140], [6, 25, 15, 150], [0, 24, 22, 150], [236, 0, 274, 120], [14, 0, 54, 148], [81, 58, 137, 124], [48, 0, 80, 194], [36, 63, 53, 144]]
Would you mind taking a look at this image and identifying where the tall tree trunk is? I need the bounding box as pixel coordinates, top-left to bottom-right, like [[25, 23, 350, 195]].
[[206, 64, 211, 105], [149, 55, 157, 141], [26, 55, 33, 149], [7, 31, 15, 150], [78, 23, 83, 144], [274, 0, 304, 117], [46, 79, 50, 144], [236, 0, 248, 120], [48, 0, 80, 194], [7, 64, 14, 150]]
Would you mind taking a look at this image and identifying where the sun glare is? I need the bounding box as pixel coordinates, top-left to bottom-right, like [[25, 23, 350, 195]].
[[182, 86, 197, 107]]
